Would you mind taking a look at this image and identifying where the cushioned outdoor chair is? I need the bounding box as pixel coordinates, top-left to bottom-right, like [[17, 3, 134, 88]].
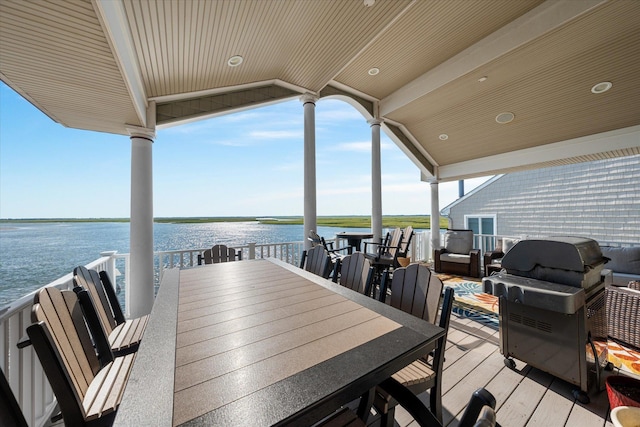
[[483, 237, 521, 276], [434, 229, 481, 278], [606, 281, 640, 349]]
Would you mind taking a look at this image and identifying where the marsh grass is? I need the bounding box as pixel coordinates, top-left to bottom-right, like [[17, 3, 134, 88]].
[[1, 216, 448, 228]]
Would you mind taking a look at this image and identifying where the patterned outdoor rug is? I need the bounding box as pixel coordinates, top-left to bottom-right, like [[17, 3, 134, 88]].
[[436, 273, 640, 377]]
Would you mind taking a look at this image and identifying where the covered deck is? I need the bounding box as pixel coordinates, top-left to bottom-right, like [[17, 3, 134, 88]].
[[2, 0, 640, 425]]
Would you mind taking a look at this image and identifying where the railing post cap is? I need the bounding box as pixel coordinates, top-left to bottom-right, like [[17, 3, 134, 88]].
[[100, 250, 118, 256]]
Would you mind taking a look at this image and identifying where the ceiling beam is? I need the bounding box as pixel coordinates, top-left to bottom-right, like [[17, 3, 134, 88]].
[[93, 0, 148, 127], [379, 0, 606, 116], [437, 125, 640, 181]]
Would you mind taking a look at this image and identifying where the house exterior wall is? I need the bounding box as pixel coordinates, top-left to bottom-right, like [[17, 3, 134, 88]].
[[444, 154, 640, 244]]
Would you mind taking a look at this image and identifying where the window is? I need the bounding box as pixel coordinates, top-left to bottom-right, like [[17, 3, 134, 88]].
[[465, 215, 496, 252]]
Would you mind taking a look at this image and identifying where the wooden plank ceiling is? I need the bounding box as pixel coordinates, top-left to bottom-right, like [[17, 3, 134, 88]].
[[1, 0, 639, 181]]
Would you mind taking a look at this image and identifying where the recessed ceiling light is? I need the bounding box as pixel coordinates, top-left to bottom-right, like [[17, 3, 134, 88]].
[[591, 81, 612, 94], [368, 67, 380, 76], [439, 134, 449, 141], [227, 55, 243, 67], [478, 76, 488, 82], [363, 0, 375, 6], [495, 112, 515, 124]]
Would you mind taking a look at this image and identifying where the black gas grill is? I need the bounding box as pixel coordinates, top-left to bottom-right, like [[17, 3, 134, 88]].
[[483, 236, 608, 402]]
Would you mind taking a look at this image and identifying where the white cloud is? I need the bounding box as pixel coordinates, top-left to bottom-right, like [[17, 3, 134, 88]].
[[316, 107, 364, 122], [249, 130, 303, 139], [331, 141, 371, 152]]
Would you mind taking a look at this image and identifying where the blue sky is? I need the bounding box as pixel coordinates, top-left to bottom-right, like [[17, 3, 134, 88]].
[[0, 82, 489, 219]]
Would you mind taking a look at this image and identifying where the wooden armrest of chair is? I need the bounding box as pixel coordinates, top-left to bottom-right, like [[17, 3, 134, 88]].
[[16, 335, 31, 349], [362, 235, 388, 252]]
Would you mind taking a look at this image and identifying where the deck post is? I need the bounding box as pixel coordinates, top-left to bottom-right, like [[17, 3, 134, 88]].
[[430, 181, 441, 260], [127, 121, 156, 318], [301, 93, 318, 250], [369, 118, 383, 243]]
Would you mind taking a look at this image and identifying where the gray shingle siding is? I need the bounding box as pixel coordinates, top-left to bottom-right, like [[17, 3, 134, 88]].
[[444, 155, 640, 244]]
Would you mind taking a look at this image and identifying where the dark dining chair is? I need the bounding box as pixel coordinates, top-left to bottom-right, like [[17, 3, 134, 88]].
[[198, 244, 242, 264], [332, 252, 375, 296], [300, 245, 333, 279], [309, 230, 352, 261], [1, 368, 28, 427], [73, 266, 148, 356], [316, 386, 496, 427], [374, 263, 452, 426], [24, 286, 135, 427]]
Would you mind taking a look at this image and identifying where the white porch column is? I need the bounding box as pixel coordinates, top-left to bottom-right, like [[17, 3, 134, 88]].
[[127, 124, 156, 318], [430, 181, 441, 258], [369, 118, 383, 243], [301, 93, 318, 250]]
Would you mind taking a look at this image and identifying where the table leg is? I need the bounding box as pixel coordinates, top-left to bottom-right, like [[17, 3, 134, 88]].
[[348, 238, 361, 253]]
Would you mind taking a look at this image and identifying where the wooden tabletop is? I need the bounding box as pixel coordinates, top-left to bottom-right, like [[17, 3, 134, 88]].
[[114, 258, 443, 426]]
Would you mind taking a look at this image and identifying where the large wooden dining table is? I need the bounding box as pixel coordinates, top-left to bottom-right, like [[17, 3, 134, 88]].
[[114, 258, 443, 426]]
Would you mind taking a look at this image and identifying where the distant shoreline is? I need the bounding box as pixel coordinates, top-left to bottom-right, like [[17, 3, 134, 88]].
[[0, 215, 448, 228]]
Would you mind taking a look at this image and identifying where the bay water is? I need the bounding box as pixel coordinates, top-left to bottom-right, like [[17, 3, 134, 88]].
[[0, 221, 374, 307]]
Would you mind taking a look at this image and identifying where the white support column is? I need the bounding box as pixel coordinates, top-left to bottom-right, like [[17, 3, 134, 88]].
[[369, 118, 383, 243], [126, 122, 156, 318], [430, 181, 441, 259], [301, 93, 318, 250]]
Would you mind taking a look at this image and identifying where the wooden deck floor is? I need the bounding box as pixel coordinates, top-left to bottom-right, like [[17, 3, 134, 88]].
[[380, 313, 616, 427]]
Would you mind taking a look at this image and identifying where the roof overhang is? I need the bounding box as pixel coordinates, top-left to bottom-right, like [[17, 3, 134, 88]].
[[1, 0, 638, 181]]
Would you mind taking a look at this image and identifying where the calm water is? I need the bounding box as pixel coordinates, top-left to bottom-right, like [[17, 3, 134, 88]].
[[0, 221, 373, 307]]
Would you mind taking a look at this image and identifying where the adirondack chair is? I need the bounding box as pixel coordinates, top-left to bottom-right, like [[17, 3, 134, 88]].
[[364, 227, 404, 268], [332, 252, 375, 296], [25, 287, 135, 426], [73, 266, 148, 356], [374, 265, 452, 427], [198, 244, 242, 264], [309, 230, 352, 261], [299, 245, 333, 279], [1, 368, 28, 427], [397, 225, 414, 261]]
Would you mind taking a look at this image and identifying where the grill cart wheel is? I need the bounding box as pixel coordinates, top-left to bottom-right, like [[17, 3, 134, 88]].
[[504, 358, 516, 369], [572, 389, 590, 404]]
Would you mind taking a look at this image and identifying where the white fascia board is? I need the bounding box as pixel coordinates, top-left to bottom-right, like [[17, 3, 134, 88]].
[[438, 125, 640, 182], [93, 0, 148, 127], [379, 0, 605, 116]]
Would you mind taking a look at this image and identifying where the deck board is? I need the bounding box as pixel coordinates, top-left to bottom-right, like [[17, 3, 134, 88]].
[[386, 313, 616, 427]]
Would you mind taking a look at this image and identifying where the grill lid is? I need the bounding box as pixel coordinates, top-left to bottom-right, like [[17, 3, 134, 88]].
[[501, 236, 604, 272], [500, 236, 607, 288]]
